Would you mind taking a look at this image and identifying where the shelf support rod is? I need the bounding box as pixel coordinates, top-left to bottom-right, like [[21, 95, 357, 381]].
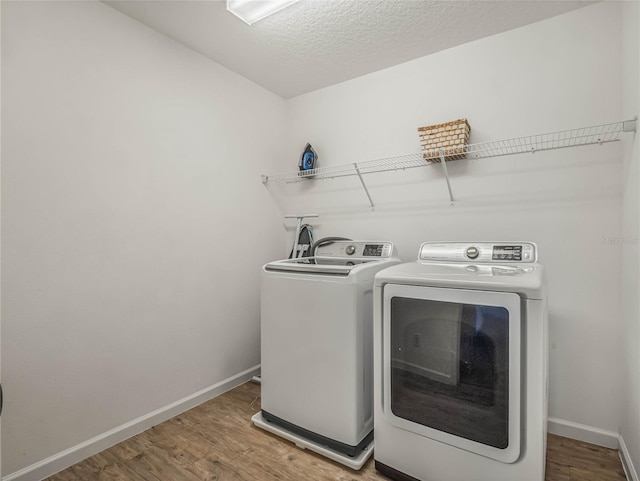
[[354, 163, 375, 208], [439, 151, 455, 206]]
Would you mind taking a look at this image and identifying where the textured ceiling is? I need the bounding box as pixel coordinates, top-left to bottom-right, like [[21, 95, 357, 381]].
[[104, 0, 593, 99]]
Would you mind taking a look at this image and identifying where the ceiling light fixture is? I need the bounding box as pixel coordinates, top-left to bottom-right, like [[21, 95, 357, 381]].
[[226, 0, 300, 25]]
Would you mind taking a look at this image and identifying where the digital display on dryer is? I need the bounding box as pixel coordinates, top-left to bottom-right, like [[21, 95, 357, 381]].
[[363, 244, 384, 256], [492, 245, 522, 261]]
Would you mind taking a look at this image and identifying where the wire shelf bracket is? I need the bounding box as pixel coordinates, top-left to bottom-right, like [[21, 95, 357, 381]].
[[262, 119, 637, 205], [354, 162, 375, 208], [438, 150, 455, 205]]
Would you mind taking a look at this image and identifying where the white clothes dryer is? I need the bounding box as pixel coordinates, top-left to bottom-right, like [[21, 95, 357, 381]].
[[373, 242, 548, 481], [252, 240, 400, 469]]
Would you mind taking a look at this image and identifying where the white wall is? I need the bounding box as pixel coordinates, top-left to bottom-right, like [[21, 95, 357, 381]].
[[621, 1, 640, 478], [282, 2, 625, 437], [1, 1, 285, 476], [1, 1, 633, 478]]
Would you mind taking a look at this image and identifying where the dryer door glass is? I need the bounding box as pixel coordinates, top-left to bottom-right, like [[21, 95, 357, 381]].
[[382, 285, 521, 463], [390, 297, 509, 447]]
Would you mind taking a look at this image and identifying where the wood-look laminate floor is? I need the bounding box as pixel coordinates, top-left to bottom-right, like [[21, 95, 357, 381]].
[[46, 381, 627, 481]]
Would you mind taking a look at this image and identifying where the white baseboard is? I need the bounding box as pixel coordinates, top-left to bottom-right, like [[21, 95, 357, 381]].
[[547, 417, 619, 449], [4, 365, 260, 481], [619, 434, 639, 481]]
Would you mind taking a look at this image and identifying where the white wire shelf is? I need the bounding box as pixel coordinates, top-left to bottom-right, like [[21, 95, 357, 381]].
[[262, 119, 636, 206]]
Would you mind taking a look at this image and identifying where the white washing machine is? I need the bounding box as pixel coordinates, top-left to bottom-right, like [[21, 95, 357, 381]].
[[252, 240, 400, 469], [373, 242, 548, 481]]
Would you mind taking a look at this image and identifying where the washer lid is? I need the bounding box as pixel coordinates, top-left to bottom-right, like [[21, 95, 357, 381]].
[[375, 261, 545, 299], [264, 257, 378, 276], [265, 241, 399, 277]]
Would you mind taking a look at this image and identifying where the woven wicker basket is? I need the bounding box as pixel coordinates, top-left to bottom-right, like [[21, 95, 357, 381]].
[[418, 118, 471, 162]]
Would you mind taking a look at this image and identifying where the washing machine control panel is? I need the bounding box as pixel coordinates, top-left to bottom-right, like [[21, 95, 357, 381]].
[[492, 245, 526, 261], [419, 242, 537, 263], [316, 241, 394, 259]]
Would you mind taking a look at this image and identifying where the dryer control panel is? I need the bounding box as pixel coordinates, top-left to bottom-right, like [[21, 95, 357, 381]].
[[419, 242, 537, 263]]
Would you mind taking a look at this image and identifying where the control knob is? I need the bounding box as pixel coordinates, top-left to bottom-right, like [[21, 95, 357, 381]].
[[466, 246, 479, 259], [346, 245, 356, 255]]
